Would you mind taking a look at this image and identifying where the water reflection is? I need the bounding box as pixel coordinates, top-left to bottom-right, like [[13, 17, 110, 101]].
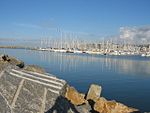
[[31, 51, 150, 76], [1, 48, 150, 76]]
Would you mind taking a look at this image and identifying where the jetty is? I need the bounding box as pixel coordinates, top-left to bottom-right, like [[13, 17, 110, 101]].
[[0, 68, 67, 113]]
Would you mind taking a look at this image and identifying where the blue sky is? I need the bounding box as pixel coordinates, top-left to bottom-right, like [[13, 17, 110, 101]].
[[0, 0, 150, 39]]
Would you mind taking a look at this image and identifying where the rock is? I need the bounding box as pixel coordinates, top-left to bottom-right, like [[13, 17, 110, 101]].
[[0, 54, 3, 61], [0, 69, 69, 113], [0, 93, 11, 113], [0, 54, 24, 71], [75, 103, 92, 113], [8, 57, 23, 66], [16, 61, 24, 68], [0, 54, 23, 66], [46, 96, 80, 113], [65, 86, 87, 106], [24, 65, 45, 74], [86, 84, 102, 102], [0, 54, 10, 61], [94, 97, 140, 113]]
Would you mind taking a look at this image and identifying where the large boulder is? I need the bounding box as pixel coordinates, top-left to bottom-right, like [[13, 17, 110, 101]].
[[65, 86, 87, 106], [86, 84, 102, 102], [94, 97, 140, 113]]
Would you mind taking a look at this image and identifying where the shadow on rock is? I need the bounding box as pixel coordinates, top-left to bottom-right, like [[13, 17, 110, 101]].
[[88, 99, 99, 113], [131, 111, 141, 113], [16, 61, 24, 68], [45, 96, 79, 113]]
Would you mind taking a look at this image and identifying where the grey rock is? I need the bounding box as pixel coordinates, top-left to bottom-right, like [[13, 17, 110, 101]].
[[75, 103, 92, 113], [0, 93, 11, 113], [0, 66, 68, 113], [86, 84, 102, 102]]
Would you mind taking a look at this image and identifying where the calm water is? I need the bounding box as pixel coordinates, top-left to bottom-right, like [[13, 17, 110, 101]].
[[1, 49, 150, 112]]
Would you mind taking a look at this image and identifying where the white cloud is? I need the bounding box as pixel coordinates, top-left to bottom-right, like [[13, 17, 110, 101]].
[[119, 26, 150, 43]]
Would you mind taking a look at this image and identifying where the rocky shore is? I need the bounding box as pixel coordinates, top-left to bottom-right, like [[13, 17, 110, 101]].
[[0, 54, 140, 113]]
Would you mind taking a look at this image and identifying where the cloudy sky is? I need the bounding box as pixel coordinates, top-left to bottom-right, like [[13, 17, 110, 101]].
[[119, 26, 150, 43], [0, 0, 150, 41]]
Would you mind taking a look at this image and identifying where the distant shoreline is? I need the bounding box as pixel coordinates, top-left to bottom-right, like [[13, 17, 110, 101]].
[[0, 46, 36, 50], [0, 45, 150, 57]]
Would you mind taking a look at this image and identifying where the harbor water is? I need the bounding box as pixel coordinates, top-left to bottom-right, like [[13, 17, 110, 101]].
[[0, 48, 150, 112]]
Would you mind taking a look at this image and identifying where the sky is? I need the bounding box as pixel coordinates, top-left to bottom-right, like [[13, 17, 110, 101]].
[[0, 0, 150, 40]]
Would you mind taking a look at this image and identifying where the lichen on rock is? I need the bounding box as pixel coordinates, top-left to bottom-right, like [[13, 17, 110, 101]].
[[94, 97, 140, 113], [65, 86, 87, 106]]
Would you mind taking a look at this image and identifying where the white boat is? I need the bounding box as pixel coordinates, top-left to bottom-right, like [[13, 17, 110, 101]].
[[73, 50, 83, 54], [85, 51, 101, 54], [53, 49, 67, 53], [141, 54, 146, 57]]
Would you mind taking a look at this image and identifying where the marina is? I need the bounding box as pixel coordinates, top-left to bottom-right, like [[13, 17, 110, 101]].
[[1, 40, 150, 57]]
